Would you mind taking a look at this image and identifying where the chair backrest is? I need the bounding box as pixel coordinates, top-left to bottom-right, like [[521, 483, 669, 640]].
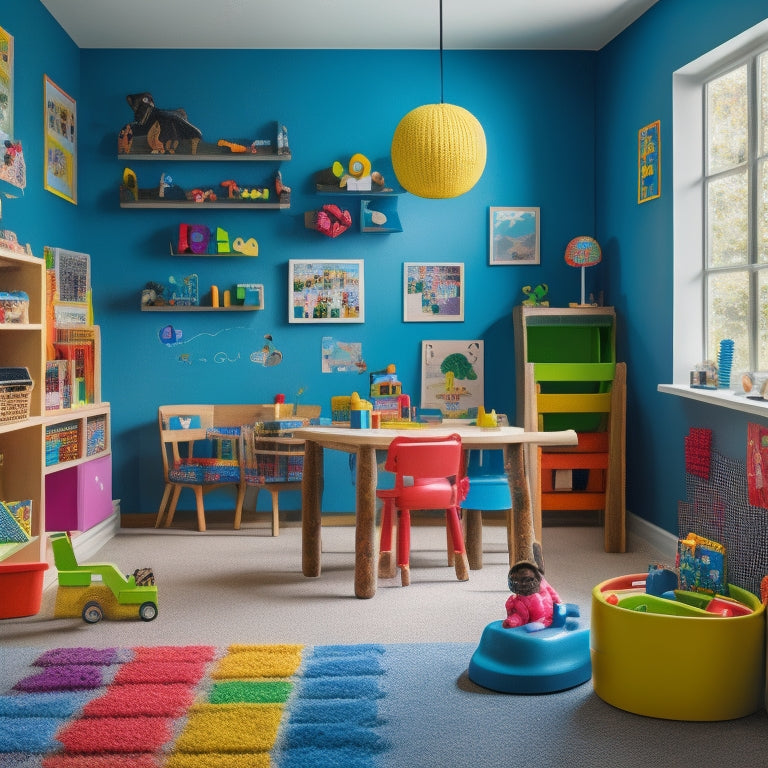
[[384, 433, 464, 484], [158, 405, 216, 479]]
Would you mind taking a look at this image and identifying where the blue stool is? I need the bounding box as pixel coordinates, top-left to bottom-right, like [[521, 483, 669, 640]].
[[462, 450, 512, 569], [468, 604, 592, 694]]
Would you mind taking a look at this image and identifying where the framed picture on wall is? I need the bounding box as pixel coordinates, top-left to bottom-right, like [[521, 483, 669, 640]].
[[489, 207, 540, 265], [638, 120, 661, 203], [403, 262, 464, 322], [0, 26, 13, 140], [43, 74, 77, 204], [288, 259, 364, 323]]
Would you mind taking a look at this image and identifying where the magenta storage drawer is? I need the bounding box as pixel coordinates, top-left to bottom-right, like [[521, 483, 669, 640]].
[[45, 455, 113, 532]]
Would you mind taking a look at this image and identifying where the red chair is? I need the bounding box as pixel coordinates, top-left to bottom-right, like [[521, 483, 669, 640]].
[[376, 433, 470, 586]]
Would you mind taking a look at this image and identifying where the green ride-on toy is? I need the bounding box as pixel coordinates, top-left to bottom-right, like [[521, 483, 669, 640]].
[[50, 531, 158, 623]]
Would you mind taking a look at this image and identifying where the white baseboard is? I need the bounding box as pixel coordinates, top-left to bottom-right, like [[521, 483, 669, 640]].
[[627, 510, 678, 556]]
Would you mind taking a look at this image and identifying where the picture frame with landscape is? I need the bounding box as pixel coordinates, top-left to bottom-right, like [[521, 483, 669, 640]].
[[489, 206, 540, 265]]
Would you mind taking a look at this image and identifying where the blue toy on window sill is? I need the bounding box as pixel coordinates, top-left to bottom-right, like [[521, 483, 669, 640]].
[[468, 543, 591, 694]]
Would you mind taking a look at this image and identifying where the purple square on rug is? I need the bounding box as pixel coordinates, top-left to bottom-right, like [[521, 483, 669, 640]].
[[35, 647, 124, 667], [13, 665, 104, 692]]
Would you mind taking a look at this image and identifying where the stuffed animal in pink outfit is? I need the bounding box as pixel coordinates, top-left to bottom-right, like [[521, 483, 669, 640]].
[[503, 558, 562, 631]]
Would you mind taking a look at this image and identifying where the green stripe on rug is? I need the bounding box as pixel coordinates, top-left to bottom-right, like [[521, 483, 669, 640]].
[[208, 680, 293, 704]]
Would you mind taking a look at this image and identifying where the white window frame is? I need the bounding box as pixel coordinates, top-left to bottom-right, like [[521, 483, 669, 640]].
[[666, 19, 768, 415]]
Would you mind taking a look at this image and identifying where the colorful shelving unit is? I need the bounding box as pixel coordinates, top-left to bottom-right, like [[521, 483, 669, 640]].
[[514, 306, 626, 552]]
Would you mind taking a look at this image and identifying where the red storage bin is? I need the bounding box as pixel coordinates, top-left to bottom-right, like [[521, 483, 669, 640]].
[[0, 561, 49, 618]]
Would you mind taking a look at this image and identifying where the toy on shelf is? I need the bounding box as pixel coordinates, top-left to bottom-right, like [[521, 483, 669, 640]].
[[468, 544, 590, 693], [120, 169, 290, 207], [141, 274, 198, 307], [521, 283, 549, 306], [123, 92, 203, 155], [304, 204, 352, 238], [50, 531, 158, 623], [315, 154, 394, 193], [565, 236, 601, 307]]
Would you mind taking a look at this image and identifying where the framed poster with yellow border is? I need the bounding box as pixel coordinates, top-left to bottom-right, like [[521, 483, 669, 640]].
[[0, 26, 13, 140], [44, 75, 77, 204], [638, 120, 660, 204]]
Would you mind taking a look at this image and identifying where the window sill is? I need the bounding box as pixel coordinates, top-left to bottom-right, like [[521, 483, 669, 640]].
[[658, 383, 768, 418]]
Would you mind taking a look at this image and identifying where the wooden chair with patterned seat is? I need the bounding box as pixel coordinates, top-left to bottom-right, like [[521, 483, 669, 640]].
[[240, 404, 321, 535], [156, 405, 246, 532]]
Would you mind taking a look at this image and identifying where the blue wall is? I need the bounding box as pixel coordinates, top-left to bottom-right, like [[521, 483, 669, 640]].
[[49, 39, 599, 517], [4, 0, 767, 531], [595, 0, 768, 532]]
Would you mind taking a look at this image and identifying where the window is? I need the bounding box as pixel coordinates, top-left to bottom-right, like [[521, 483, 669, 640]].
[[673, 20, 768, 386], [704, 54, 768, 375]]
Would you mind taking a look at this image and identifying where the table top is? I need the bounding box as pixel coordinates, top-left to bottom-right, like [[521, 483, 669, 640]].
[[291, 424, 578, 451]]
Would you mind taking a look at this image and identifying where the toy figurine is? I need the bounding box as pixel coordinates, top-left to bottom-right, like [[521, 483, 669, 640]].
[[503, 545, 561, 631]]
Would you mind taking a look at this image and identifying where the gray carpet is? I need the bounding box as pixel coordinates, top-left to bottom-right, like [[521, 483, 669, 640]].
[[2, 523, 767, 767]]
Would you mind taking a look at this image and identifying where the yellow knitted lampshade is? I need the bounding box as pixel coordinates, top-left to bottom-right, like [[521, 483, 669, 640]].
[[391, 102, 487, 199]]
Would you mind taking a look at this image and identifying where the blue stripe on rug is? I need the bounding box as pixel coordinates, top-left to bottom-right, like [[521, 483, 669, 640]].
[[0, 691, 93, 717], [277, 745, 383, 768], [310, 644, 385, 657], [288, 698, 383, 726], [301, 656, 385, 677], [0, 716, 68, 752], [294, 675, 385, 700]]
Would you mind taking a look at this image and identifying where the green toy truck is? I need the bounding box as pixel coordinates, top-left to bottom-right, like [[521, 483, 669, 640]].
[[50, 531, 158, 623]]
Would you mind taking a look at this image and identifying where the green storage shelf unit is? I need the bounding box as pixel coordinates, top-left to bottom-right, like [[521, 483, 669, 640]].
[[513, 306, 617, 426], [513, 305, 626, 554]]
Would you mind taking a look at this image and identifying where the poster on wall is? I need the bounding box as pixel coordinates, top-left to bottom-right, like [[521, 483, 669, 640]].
[[0, 26, 13, 140], [43, 75, 77, 204], [403, 262, 464, 322], [288, 259, 364, 323], [638, 120, 660, 204], [489, 207, 540, 265], [421, 340, 484, 419]]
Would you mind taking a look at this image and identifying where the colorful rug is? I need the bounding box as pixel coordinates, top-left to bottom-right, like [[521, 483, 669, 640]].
[[0, 643, 389, 768]]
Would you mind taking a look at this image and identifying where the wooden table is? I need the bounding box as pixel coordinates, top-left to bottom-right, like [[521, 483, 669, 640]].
[[292, 424, 578, 599]]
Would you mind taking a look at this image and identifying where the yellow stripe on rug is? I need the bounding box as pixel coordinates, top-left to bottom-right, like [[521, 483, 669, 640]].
[[212, 644, 303, 679], [173, 702, 284, 752], [164, 752, 272, 768]]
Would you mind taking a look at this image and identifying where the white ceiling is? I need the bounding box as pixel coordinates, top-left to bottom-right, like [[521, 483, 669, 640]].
[[38, 0, 659, 51]]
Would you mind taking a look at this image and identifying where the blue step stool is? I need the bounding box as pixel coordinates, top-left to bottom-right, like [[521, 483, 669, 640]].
[[468, 603, 591, 694]]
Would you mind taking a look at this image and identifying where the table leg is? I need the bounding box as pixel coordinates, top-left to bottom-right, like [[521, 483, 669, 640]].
[[301, 440, 323, 577], [507, 444, 534, 565], [355, 445, 377, 599], [464, 509, 483, 570]]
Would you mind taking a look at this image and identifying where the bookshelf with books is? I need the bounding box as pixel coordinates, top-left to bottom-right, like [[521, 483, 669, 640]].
[[0, 244, 112, 566]]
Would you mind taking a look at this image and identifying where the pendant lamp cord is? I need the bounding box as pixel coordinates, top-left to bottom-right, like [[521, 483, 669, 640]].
[[439, 0, 445, 104]]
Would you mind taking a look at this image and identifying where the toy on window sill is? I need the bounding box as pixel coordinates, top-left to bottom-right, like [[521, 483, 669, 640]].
[[503, 543, 562, 631]]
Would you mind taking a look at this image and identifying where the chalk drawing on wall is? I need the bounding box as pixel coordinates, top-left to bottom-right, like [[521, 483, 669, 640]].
[[154, 324, 281, 367], [321, 336, 366, 373], [250, 334, 283, 367]]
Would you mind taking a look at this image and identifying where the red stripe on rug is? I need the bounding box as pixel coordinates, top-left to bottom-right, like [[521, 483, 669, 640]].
[[131, 646, 216, 664], [113, 661, 208, 685], [55, 715, 174, 753], [43, 754, 162, 768], [82, 683, 197, 717]]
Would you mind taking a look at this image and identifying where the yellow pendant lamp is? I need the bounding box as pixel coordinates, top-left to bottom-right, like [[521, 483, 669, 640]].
[[391, 0, 487, 199]]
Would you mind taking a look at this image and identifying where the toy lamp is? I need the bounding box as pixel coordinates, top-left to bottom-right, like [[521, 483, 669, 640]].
[[564, 236, 601, 306], [390, 0, 486, 199]]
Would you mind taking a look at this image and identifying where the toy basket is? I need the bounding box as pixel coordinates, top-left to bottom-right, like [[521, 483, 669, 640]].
[[0, 367, 34, 425]]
